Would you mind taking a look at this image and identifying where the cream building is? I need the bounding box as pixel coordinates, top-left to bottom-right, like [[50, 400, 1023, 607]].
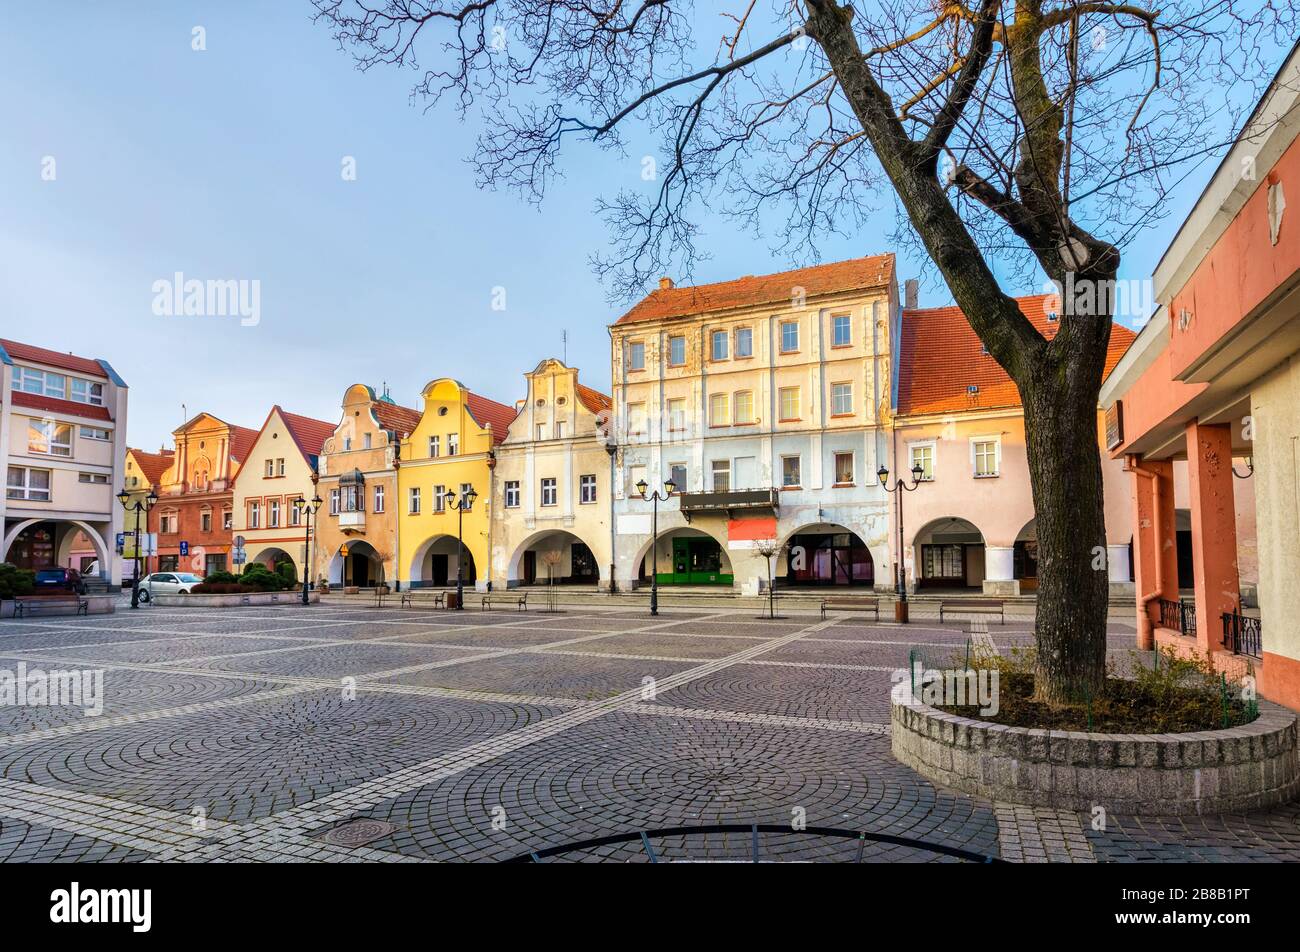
[[490, 359, 613, 589], [608, 255, 898, 592]]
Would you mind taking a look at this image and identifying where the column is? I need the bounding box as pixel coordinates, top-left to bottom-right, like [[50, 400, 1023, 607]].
[[1185, 420, 1239, 653], [1131, 457, 1177, 650], [982, 545, 1018, 596]]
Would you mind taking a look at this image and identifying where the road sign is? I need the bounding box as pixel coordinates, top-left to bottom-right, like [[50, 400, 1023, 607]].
[[179, 541, 190, 557], [234, 535, 246, 548], [232, 546, 247, 566]]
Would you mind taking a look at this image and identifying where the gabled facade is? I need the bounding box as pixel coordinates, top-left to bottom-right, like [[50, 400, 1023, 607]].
[[230, 406, 334, 581], [397, 378, 515, 590], [490, 359, 613, 588], [1, 338, 129, 586], [315, 384, 419, 589], [123, 446, 174, 576], [608, 255, 898, 592]]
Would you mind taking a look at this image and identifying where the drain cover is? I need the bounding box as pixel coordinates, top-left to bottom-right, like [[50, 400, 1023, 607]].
[[313, 819, 397, 848]]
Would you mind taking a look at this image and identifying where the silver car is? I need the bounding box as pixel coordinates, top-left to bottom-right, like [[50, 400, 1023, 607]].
[[138, 572, 204, 601]]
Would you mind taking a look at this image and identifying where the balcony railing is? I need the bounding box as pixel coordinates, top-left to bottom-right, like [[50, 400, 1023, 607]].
[[677, 488, 779, 522], [1222, 611, 1262, 659], [1156, 597, 1196, 637]]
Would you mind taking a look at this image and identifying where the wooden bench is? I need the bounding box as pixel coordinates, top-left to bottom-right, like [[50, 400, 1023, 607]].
[[14, 594, 88, 618], [939, 599, 1005, 624], [481, 591, 528, 612], [399, 591, 445, 609], [820, 596, 879, 621]]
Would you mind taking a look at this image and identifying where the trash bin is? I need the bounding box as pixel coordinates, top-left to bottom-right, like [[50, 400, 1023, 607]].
[[445, 592, 460, 610]]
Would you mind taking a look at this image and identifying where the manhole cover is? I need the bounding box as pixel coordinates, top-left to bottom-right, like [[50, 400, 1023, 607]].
[[313, 819, 398, 848]]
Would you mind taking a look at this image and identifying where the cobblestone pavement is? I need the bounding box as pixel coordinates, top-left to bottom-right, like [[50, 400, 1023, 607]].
[[0, 599, 1293, 862]]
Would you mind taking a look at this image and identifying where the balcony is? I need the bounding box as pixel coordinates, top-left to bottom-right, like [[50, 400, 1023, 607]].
[[678, 488, 778, 522], [338, 510, 366, 532]]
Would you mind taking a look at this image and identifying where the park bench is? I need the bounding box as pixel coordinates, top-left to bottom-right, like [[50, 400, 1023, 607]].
[[939, 599, 1005, 625], [14, 594, 88, 618], [820, 596, 880, 621], [481, 591, 528, 612], [399, 591, 445, 609]]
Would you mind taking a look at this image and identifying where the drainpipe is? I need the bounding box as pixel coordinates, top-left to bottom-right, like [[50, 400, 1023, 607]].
[[1124, 454, 1165, 645]]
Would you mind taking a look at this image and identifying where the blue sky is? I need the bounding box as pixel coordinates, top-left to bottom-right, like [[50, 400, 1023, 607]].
[[0, 3, 1269, 451]]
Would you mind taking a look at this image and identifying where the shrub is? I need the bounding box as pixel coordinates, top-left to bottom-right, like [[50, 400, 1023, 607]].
[[240, 562, 288, 591], [203, 571, 241, 586], [275, 560, 298, 586], [192, 582, 259, 595], [0, 563, 36, 600]]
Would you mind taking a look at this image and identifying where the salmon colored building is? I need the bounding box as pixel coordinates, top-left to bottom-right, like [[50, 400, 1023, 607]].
[[1100, 42, 1300, 707], [122, 447, 174, 576], [893, 293, 1136, 596]]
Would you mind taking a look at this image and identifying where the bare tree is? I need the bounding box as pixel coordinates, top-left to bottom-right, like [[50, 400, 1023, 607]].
[[752, 538, 784, 619], [313, 0, 1296, 702]]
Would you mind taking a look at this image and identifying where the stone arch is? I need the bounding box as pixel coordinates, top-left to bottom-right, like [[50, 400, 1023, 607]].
[[632, 526, 732, 585], [778, 522, 878, 587], [507, 529, 602, 587], [911, 516, 987, 590], [409, 534, 477, 588], [3, 518, 111, 581]]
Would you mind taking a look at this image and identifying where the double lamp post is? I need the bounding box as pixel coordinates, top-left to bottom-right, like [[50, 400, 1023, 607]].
[[877, 461, 926, 623], [116, 486, 159, 610]]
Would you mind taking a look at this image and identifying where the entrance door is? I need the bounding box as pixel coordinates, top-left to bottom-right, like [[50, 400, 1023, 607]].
[[430, 554, 449, 586], [570, 543, 597, 582], [671, 538, 690, 583], [523, 550, 536, 585], [350, 554, 371, 587]]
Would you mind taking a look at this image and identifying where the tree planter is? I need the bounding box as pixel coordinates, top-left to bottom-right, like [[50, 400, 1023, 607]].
[[154, 591, 319, 608], [891, 697, 1300, 816]]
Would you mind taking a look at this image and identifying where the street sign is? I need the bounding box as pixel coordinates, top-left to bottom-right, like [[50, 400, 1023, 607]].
[[232, 546, 247, 566], [234, 535, 246, 548], [179, 541, 190, 557]]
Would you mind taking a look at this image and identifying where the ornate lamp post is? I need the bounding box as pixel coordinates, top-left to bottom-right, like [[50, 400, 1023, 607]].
[[445, 485, 478, 610], [292, 488, 324, 606], [636, 476, 677, 617], [877, 461, 926, 623], [117, 486, 159, 609]]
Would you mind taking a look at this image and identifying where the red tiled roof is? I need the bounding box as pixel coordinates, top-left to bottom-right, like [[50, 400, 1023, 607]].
[[1, 339, 108, 379], [896, 294, 1138, 417], [614, 254, 896, 325], [465, 393, 518, 444], [576, 383, 612, 415], [128, 448, 174, 487], [227, 425, 260, 463], [10, 390, 113, 421], [278, 408, 336, 459], [373, 400, 422, 437]]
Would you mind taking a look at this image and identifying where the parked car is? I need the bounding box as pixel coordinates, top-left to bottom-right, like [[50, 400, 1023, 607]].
[[33, 567, 85, 595], [137, 572, 204, 602]]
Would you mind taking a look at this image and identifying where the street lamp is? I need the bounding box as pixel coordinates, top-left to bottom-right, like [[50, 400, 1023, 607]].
[[636, 477, 677, 617], [878, 461, 927, 623], [292, 492, 324, 606], [117, 485, 159, 609], [445, 485, 478, 610]]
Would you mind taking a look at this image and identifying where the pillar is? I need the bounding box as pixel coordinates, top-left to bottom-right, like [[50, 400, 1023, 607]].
[[1131, 457, 1177, 650], [1185, 420, 1239, 653], [982, 545, 1019, 596]]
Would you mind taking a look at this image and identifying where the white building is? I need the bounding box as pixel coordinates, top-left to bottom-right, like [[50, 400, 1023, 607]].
[[1, 339, 129, 587]]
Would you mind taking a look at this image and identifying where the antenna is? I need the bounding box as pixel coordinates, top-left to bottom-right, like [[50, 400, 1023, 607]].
[[562, 329, 568, 364]]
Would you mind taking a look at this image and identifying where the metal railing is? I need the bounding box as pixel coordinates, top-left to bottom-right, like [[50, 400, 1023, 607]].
[[1156, 597, 1196, 637], [1222, 611, 1262, 659]]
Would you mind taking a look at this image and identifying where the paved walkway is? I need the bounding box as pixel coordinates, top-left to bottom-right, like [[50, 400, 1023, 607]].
[[0, 600, 1295, 862]]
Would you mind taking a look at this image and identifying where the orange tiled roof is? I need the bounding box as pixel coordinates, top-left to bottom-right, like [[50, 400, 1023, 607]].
[[11, 390, 113, 421], [278, 408, 336, 459], [465, 393, 517, 444], [227, 425, 261, 463], [614, 254, 895, 326], [373, 399, 421, 437], [576, 383, 612, 414], [128, 448, 175, 487], [1, 338, 108, 378], [896, 294, 1138, 417]]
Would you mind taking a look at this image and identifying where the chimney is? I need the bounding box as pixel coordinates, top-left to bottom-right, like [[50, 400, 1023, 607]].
[[659, 276, 674, 290], [904, 278, 919, 310]]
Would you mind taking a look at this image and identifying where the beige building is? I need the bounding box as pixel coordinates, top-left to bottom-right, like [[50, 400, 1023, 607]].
[[609, 255, 898, 592], [490, 359, 613, 589], [315, 384, 420, 589]]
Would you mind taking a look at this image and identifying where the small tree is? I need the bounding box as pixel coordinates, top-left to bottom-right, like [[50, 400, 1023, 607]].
[[752, 540, 784, 620], [0, 563, 35, 601], [541, 549, 564, 586]]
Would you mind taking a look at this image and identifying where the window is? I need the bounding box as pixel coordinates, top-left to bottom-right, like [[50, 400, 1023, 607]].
[[78, 472, 110, 484], [363, 433, 372, 450], [556, 421, 566, 439], [834, 452, 854, 485], [276, 458, 285, 477], [733, 390, 754, 425], [627, 402, 647, 435], [374, 484, 385, 512], [628, 340, 646, 371], [628, 464, 647, 496], [343, 437, 352, 451], [13, 367, 65, 398], [711, 330, 729, 361], [447, 433, 459, 455], [540, 477, 558, 506], [79, 426, 110, 441], [408, 487, 421, 514], [329, 489, 340, 515], [831, 382, 853, 416], [27, 420, 71, 457], [536, 423, 548, 441], [974, 439, 999, 477], [340, 481, 361, 513], [780, 321, 799, 353], [433, 485, 447, 513], [735, 327, 753, 358], [667, 398, 686, 432], [268, 499, 281, 527], [200, 510, 212, 533], [264, 459, 274, 478], [832, 314, 852, 347], [459, 483, 473, 505], [7, 466, 51, 501], [248, 501, 261, 528], [69, 378, 105, 406], [710, 459, 731, 492], [709, 393, 730, 426], [222, 509, 233, 530], [580, 474, 597, 504], [289, 500, 301, 527], [429, 435, 440, 458], [504, 480, 521, 508], [778, 387, 800, 421], [910, 444, 934, 481], [668, 335, 686, 366], [669, 463, 688, 490], [781, 456, 801, 488]]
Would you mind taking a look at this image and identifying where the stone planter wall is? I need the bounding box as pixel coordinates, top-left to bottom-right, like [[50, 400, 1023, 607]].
[[891, 698, 1300, 815], [154, 591, 320, 608], [1, 595, 116, 617]]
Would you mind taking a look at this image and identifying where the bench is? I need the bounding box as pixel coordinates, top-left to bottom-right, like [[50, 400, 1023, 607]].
[[939, 599, 1005, 624], [820, 596, 879, 621], [14, 594, 89, 618], [481, 591, 528, 612], [399, 591, 445, 609]]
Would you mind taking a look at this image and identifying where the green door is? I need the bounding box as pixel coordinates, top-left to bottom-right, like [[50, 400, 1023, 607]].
[[672, 538, 691, 584]]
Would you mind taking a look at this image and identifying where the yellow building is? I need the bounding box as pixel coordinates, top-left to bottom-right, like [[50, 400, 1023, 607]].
[[397, 378, 515, 590]]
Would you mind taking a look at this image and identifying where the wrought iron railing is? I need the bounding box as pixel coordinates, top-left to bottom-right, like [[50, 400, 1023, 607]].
[[1222, 611, 1262, 659], [1156, 597, 1196, 637], [1181, 600, 1197, 639]]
